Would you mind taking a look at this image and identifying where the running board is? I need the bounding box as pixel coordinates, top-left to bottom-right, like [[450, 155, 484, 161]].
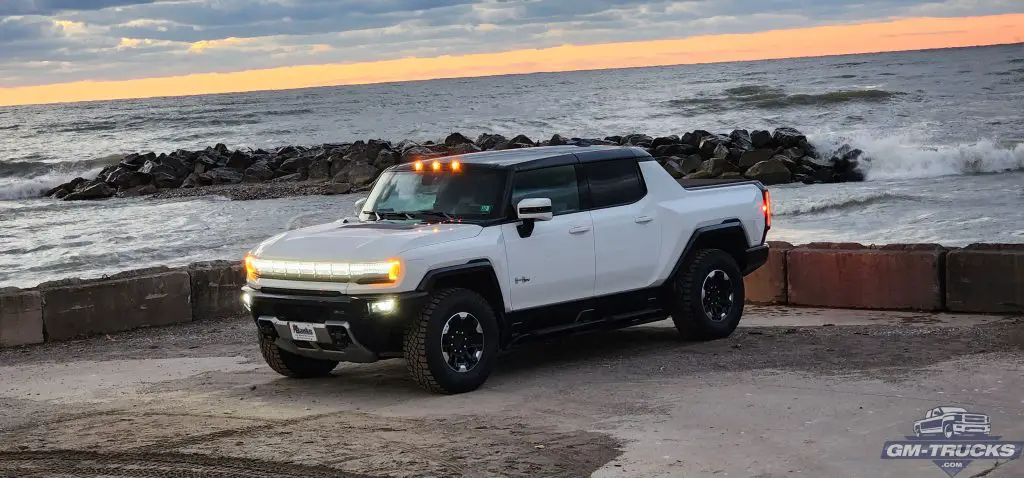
[[507, 307, 666, 347]]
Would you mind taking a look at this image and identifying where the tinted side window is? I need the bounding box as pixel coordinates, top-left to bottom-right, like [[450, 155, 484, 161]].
[[583, 159, 645, 208], [510, 165, 581, 216]]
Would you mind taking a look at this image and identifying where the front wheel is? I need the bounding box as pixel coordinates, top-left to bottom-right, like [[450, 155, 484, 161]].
[[943, 424, 955, 439], [404, 288, 500, 394], [669, 249, 745, 341], [259, 335, 339, 378]]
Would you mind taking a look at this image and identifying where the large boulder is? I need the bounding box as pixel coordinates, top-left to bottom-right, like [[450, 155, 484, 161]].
[[548, 134, 569, 146], [152, 172, 183, 188], [712, 144, 730, 160], [119, 153, 151, 170], [449, 143, 482, 155], [744, 158, 792, 185], [653, 143, 697, 158], [699, 134, 730, 159], [623, 134, 653, 147], [661, 159, 686, 178], [730, 130, 753, 150], [772, 127, 806, 148], [444, 132, 474, 147], [476, 134, 508, 150], [225, 150, 253, 170], [737, 151, 774, 171], [44, 177, 88, 198], [107, 167, 150, 188], [243, 161, 275, 182], [651, 136, 680, 149], [332, 162, 378, 187], [508, 134, 534, 146], [63, 182, 114, 201], [278, 155, 311, 173], [679, 155, 703, 174], [308, 153, 331, 180], [750, 130, 773, 149], [207, 168, 244, 184], [373, 150, 401, 170], [138, 160, 180, 178], [699, 158, 737, 177]]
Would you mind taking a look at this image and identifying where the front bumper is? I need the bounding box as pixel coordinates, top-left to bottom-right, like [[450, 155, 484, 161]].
[[743, 244, 770, 276], [953, 423, 991, 434], [242, 286, 428, 363]]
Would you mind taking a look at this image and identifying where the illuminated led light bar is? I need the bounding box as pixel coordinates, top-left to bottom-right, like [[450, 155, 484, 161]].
[[245, 256, 400, 283]]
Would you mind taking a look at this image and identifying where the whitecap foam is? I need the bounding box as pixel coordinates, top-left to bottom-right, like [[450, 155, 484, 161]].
[[809, 132, 1024, 181], [0, 167, 105, 200]]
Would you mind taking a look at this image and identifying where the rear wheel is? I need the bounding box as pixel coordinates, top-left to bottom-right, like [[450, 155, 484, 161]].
[[669, 249, 745, 341], [259, 335, 339, 378], [404, 288, 499, 394]]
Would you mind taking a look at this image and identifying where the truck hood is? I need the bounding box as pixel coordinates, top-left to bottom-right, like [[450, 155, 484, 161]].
[[251, 220, 483, 261]]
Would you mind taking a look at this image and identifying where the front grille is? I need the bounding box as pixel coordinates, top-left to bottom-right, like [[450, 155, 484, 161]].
[[260, 287, 344, 297], [263, 303, 334, 324]]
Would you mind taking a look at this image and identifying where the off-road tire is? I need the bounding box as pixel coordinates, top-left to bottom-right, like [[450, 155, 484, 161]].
[[670, 248, 745, 341], [259, 335, 339, 378], [403, 288, 500, 394]]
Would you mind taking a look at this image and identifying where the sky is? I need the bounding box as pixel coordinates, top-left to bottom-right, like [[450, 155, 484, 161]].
[[0, 0, 1022, 106]]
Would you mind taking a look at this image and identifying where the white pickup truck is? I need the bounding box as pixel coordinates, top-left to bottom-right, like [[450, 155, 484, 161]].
[[241, 145, 771, 394]]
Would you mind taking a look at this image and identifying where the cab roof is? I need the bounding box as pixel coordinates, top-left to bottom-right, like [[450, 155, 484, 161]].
[[391, 145, 653, 172]]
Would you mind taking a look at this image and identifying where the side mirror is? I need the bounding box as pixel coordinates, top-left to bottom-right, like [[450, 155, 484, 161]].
[[354, 197, 368, 216], [517, 198, 553, 222]]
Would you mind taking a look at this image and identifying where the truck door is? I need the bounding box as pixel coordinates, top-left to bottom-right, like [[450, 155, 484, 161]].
[[581, 158, 662, 296], [501, 164, 596, 311]]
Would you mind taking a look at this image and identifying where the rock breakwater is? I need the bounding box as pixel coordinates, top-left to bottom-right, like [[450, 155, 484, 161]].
[[44, 127, 867, 201]]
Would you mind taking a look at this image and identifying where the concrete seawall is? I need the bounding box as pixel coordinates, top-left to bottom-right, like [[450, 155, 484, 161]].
[[2, 242, 1022, 347]]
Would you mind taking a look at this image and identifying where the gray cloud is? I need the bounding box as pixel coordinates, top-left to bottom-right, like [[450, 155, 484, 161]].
[[0, 0, 161, 16], [0, 0, 1022, 87]]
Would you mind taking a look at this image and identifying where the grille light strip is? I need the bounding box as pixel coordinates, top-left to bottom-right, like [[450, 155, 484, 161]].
[[246, 257, 399, 283]]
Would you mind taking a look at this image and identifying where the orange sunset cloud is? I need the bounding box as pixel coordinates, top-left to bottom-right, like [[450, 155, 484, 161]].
[[1, 14, 1021, 107]]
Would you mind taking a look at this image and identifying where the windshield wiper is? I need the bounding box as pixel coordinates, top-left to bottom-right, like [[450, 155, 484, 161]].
[[408, 211, 456, 222], [363, 210, 457, 222]]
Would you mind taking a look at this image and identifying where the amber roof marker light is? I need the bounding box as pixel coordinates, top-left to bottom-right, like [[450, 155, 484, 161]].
[[432, 160, 441, 172]]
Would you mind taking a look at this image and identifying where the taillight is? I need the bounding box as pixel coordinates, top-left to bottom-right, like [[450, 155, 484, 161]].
[[762, 189, 772, 229]]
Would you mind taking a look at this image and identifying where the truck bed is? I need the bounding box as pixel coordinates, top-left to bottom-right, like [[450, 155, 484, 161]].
[[676, 178, 761, 190]]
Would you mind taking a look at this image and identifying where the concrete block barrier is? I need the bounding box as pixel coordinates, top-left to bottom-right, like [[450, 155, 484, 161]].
[[787, 243, 945, 311], [0, 289, 44, 347], [39, 267, 192, 341], [946, 244, 1024, 313], [189, 260, 246, 321], [744, 241, 792, 304]]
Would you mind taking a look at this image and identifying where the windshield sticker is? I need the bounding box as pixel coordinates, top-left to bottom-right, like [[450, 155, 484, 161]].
[[480, 205, 492, 213]]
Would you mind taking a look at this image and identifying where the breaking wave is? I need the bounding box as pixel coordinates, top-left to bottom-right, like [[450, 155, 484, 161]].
[[0, 154, 122, 200], [663, 85, 903, 114], [810, 132, 1024, 181], [0, 154, 122, 179], [774, 191, 919, 216]]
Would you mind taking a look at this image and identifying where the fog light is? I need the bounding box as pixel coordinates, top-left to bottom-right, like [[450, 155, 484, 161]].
[[242, 293, 252, 311], [370, 298, 397, 314]]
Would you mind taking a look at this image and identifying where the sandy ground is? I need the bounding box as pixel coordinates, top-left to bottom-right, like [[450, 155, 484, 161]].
[[1, 306, 1022, 478]]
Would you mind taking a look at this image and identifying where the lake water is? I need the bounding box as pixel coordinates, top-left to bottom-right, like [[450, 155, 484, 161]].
[[1, 44, 1022, 287]]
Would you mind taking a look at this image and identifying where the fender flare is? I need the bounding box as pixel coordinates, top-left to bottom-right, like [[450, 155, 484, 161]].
[[666, 221, 750, 280]]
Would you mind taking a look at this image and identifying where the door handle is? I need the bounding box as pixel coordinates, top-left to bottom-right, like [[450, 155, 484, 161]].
[[634, 216, 654, 224], [569, 225, 591, 234]]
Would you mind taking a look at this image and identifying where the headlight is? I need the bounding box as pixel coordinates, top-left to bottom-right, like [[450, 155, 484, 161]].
[[244, 255, 400, 284]]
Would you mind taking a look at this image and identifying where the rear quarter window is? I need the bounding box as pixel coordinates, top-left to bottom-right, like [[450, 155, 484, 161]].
[[582, 159, 646, 208]]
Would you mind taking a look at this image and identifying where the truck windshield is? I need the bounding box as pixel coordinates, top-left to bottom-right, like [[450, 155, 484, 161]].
[[361, 167, 507, 222]]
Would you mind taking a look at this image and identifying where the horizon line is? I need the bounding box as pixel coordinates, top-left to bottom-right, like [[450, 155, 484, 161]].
[[1, 13, 1022, 108]]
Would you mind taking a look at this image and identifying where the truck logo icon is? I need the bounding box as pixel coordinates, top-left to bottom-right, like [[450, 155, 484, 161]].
[[914, 407, 991, 439], [881, 406, 1022, 477]]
